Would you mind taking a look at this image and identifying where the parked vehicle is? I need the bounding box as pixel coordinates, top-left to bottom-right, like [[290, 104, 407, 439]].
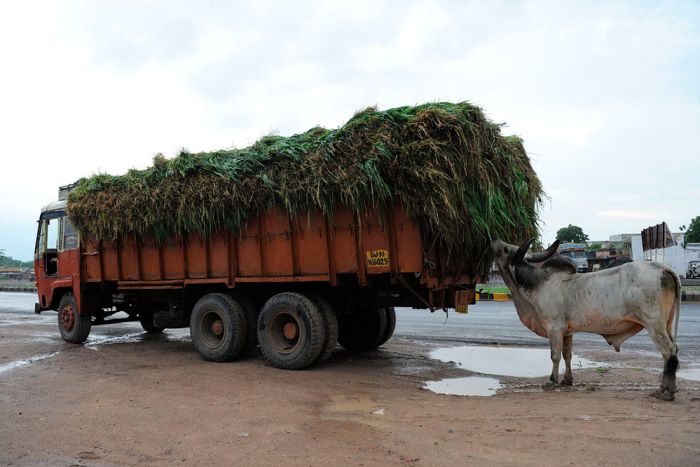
[[557, 243, 588, 273], [688, 261, 700, 279], [34, 188, 475, 370]]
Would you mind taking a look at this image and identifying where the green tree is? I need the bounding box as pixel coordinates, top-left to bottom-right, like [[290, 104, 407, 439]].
[[685, 216, 700, 246], [0, 249, 32, 268], [555, 224, 589, 243], [531, 237, 544, 252], [0, 249, 13, 266]]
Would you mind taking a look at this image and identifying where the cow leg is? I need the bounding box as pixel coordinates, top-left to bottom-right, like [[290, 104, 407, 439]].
[[561, 334, 573, 386], [543, 331, 563, 391], [646, 322, 679, 401]]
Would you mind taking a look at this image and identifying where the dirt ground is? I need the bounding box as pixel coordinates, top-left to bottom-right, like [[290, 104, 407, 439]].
[[1, 322, 699, 466]]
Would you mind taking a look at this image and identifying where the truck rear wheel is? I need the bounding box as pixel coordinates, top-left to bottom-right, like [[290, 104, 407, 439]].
[[229, 292, 259, 356], [338, 307, 387, 351], [377, 307, 396, 347], [257, 292, 325, 370], [308, 294, 339, 364], [57, 292, 91, 344], [190, 293, 246, 362]]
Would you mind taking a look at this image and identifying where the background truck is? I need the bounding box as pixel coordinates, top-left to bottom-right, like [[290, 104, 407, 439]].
[[557, 242, 589, 272], [35, 187, 475, 370]]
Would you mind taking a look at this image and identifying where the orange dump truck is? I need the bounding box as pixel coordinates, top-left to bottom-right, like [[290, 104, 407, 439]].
[[35, 186, 475, 369]]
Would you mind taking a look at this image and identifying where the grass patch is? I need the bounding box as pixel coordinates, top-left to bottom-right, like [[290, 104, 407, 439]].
[[67, 101, 543, 279], [476, 285, 511, 294]]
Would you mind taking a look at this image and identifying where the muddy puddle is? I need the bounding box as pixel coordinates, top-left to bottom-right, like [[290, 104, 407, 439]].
[[85, 329, 190, 349], [424, 376, 502, 396], [320, 395, 386, 427], [85, 333, 150, 349], [678, 367, 700, 381], [0, 352, 58, 376], [424, 345, 605, 396], [430, 345, 603, 377]]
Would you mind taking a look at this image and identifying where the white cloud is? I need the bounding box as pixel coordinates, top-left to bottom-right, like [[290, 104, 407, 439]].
[[596, 210, 660, 220]]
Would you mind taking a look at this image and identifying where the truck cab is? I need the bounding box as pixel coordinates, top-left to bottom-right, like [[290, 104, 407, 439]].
[[34, 199, 81, 313]]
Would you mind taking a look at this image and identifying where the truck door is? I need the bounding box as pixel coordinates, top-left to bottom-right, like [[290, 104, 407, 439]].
[[36, 218, 60, 276], [35, 216, 79, 278]]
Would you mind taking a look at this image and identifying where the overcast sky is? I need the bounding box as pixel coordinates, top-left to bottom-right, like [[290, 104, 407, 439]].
[[1, 0, 698, 260]]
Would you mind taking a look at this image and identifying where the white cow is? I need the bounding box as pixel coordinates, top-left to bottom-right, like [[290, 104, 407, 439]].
[[491, 238, 681, 401]]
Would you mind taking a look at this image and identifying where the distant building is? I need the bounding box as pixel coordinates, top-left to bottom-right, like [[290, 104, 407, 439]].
[[608, 233, 644, 261], [0, 266, 35, 281], [607, 232, 699, 278], [585, 239, 630, 271]]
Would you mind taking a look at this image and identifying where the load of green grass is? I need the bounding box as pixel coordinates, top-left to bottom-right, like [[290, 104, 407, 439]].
[[67, 102, 543, 279]]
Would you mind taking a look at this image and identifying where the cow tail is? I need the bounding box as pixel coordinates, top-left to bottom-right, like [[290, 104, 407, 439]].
[[672, 269, 681, 342]]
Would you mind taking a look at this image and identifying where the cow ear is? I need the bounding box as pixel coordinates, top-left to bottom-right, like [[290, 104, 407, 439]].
[[511, 238, 533, 262]]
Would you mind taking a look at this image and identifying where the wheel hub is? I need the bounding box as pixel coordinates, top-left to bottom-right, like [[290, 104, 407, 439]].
[[283, 322, 299, 340], [211, 319, 224, 337], [59, 305, 75, 332]]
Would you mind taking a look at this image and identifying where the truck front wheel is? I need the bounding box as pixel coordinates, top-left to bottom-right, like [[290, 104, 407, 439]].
[[57, 293, 91, 344], [190, 293, 247, 362], [257, 293, 325, 370]]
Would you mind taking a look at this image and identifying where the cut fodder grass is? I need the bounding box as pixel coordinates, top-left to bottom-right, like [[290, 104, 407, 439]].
[[67, 101, 544, 279]]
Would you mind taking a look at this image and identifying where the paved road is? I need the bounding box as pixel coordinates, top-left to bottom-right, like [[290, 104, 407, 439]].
[[2, 291, 699, 365]]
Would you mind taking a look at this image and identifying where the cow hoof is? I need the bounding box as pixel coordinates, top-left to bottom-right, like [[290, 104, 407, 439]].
[[652, 389, 675, 401], [560, 377, 573, 387], [542, 382, 556, 391]]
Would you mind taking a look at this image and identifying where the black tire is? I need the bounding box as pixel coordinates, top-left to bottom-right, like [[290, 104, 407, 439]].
[[190, 293, 246, 362], [377, 307, 396, 347], [257, 292, 325, 370], [308, 294, 339, 364], [338, 307, 388, 351], [228, 292, 259, 356], [57, 292, 91, 344], [138, 312, 164, 334]]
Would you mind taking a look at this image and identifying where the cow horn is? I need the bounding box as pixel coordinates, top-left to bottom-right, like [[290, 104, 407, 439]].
[[525, 240, 560, 263], [511, 238, 533, 262]]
